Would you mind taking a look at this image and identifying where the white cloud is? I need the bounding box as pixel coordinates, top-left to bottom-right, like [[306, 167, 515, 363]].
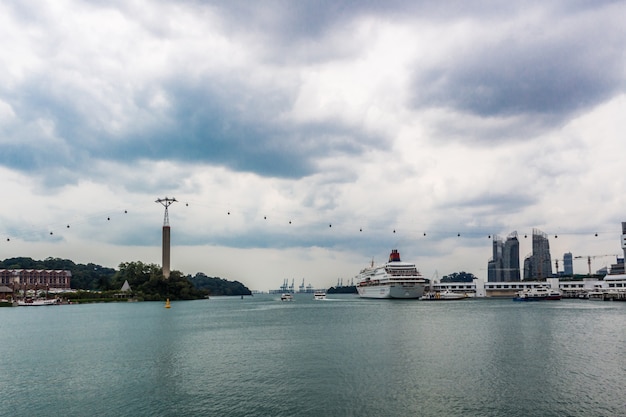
[[1, 0, 626, 291]]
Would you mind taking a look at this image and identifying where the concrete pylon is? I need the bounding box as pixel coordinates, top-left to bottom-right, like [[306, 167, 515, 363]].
[[162, 225, 171, 279], [156, 197, 177, 279]]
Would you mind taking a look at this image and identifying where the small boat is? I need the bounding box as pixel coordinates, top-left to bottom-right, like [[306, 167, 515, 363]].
[[513, 286, 561, 301], [17, 298, 59, 306], [314, 291, 326, 300], [421, 289, 467, 301], [280, 293, 293, 301]]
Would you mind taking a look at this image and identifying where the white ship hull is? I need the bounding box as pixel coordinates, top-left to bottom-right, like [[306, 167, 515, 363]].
[[357, 283, 425, 299], [355, 250, 427, 300], [17, 298, 59, 306]]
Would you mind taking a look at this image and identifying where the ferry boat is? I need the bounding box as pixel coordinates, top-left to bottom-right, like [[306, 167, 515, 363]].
[[513, 286, 561, 301], [421, 289, 467, 301], [280, 293, 293, 301], [355, 249, 426, 299], [313, 290, 326, 300], [17, 297, 60, 306]]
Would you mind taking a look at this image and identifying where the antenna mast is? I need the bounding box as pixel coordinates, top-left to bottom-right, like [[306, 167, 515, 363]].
[[156, 197, 177, 226]]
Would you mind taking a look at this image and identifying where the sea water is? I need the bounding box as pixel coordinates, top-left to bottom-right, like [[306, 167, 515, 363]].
[[0, 295, 624, 417]]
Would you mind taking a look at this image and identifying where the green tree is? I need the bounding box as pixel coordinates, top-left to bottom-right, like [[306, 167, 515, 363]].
[[111, 261, 208, 300], [441, 271, 476, 283], [189, 273, 251, 296], [1, 257, 248, 300], [0, 257, 115, 290]]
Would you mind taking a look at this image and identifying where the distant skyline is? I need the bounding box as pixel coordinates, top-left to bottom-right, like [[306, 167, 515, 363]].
[[1, 0, 625, 291]]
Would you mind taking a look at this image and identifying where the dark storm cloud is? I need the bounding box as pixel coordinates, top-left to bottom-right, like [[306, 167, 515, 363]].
[[0, 71, 373, 182], [196, 0, 626, 146], [206, 0, 623, 43], [409, 1, 626, 133], [413, 34, 623, 118], [104, 78, 375, 178], [2, 0, 625, 183], [206, 0, 525, 40]]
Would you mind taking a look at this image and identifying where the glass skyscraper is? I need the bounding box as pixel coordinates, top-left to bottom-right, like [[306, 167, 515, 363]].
[[523, 228, 552, 280], [488, 231, 520, 282], [563, 252, 573, 276]]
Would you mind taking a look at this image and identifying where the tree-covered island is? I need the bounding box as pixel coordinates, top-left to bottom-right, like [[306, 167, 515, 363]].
[[0, 257, 252, 302]]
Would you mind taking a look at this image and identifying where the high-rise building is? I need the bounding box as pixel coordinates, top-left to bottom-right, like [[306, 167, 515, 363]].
[[563, 252, 573, 276], [621, 222, 626, 260], [523, 228, 552, 280], [503, 232, 521, 281], [487, 235, 504, 282], [610, 221, 626, 275], [487, 232, 520, 282]]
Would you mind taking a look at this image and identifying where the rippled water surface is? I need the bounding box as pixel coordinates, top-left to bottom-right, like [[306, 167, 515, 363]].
[[1, 295, 624, 416]]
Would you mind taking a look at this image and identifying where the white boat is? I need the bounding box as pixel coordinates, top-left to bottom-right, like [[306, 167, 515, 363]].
[[513, 286, 561, 301], [587, 291, 605, 301], [355, 249, 426, 299], [280, 293, 293, 301], [421, 289, 467, 301], [17, 298, 59, 306], [313, 291, 326, 300]]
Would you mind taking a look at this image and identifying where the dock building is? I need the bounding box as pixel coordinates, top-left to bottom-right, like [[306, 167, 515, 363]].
[[433, 275, 626, 299]]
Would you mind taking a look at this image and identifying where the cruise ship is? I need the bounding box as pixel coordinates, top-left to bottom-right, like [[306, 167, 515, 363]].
[[355, 249, 426, 299]]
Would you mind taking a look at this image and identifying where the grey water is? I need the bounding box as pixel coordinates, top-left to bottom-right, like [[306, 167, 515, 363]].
[[1, 295, 624, 417]]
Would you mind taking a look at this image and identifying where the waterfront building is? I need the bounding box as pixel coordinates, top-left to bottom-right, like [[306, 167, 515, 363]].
[[429, 282, 477, 297], [601, 222, 626, 275], [482, 275, 626, 299], [523, 228, 552, 280], [0, 269, 71, 290], [487, 236, 503, 282], [609, 257, 624, 275], [417, 276, 626, 298], [559, 274, 626, 300], [484, 278, 560, 297], [503, 232, 521, 281], [622, 222, 626, 259], [487, 232, 520, 282], [615, 221, 626, 274]]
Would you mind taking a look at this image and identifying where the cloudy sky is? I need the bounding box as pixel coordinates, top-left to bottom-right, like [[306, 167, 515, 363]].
[[1, 0, 625, 291]]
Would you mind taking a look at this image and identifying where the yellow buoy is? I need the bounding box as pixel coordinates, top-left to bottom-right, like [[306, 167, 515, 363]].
[[165, 298, 171, 309]]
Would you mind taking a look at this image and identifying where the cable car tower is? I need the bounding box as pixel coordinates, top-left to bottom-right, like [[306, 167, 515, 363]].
[[156, 197, 177, 279]]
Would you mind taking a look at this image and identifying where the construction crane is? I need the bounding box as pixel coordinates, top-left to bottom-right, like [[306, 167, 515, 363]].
[[554, 258, 563, 274], [573, 254, 619, 275]]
